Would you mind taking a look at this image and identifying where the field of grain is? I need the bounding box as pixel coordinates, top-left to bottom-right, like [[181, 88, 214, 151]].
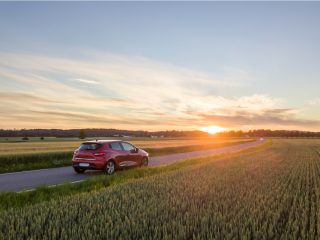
[[0, 137, 250, 155], [1, 139, 320, 239], [0, 137, 252, 173]]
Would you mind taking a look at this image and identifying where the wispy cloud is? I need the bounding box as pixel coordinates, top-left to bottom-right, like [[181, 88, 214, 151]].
[[307, 98, 320, 105], [0, 51, 318, 131], [197, 110, 320, 130], [0, 91, 61, 103], [72, 78, 100, 85]]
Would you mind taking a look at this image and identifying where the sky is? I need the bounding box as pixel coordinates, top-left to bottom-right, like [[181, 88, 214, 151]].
[[0, 2, 320, 132]]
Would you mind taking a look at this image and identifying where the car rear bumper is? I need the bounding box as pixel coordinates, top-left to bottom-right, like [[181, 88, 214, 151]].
[[72, 160, 105, 170]]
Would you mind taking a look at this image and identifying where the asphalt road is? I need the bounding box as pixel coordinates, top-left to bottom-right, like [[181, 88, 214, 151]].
[[0, 139, 264, 192]]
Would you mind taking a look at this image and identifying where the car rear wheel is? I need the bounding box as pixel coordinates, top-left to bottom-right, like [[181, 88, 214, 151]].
[[73, 167, 86, 174], [105, 160, 115, 175], [141, 157, 148, 167]]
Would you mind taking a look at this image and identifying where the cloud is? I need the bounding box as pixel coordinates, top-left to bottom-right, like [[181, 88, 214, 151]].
[[0, 91, 61, 103], [308, 98, 320, 105], [0, 51, 318, 131], [181, 94, 283, 117], [72, 78, 100, 85], [196, 106, 320, 131]]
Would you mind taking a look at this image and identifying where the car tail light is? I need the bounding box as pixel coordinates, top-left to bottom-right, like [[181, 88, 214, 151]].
[[94, 152, 106, 156]]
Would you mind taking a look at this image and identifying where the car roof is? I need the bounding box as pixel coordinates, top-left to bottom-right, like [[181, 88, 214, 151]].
[[82, 140, 122, 144]]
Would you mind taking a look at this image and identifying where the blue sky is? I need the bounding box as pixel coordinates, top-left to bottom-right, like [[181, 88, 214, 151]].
[[0, 2, 320, 131]]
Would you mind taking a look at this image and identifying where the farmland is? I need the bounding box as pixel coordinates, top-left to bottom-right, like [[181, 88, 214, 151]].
[[1, 139, 320, 239], [0, 137, 252, 173], [0, 137, 250, 155]]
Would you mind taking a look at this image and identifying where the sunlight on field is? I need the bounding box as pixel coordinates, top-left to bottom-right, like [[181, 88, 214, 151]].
[[2, 139, 320, 239], [0, 137, 250, 155]]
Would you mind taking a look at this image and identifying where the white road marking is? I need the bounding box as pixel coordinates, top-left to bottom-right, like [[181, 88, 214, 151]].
[[17, 180, 85, 193]]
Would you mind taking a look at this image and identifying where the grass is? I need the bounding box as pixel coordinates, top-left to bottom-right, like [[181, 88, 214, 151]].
[[0, 139, 253, 173], [0, 137, 250, 155], [0, 152, 72, 173], [143, 139, 254, 156], [3, 139, 320, 239], [0, 136, 160, 143], [0, 140, 271, 212]]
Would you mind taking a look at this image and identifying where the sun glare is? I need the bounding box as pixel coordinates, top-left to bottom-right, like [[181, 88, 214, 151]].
[[200, 125, 226, 134]]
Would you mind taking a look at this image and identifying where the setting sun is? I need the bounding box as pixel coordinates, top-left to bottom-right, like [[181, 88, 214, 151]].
[[200, 125, 226, 134]]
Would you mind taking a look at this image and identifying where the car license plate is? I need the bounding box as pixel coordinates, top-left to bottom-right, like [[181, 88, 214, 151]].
[[79, 163, 89, 167]]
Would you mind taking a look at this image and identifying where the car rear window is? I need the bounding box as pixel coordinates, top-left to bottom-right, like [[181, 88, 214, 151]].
[[109, 142, 123, 151], [79, 143, 101, 151]]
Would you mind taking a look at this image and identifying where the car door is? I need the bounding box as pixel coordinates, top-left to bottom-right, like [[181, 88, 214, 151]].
[[109, 141, 129, 166], [120, 142, 141, 167]]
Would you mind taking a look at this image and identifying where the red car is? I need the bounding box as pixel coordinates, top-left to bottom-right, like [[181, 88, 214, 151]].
[[72, 140, 149, 174]]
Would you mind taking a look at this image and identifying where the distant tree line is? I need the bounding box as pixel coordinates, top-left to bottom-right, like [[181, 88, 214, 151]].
[[0, 128, 210, 138], [1, 128, 319, 138], [216, 129, 320, 138]]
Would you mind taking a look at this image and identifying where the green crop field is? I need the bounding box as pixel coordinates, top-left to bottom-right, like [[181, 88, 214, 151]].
[[1, 139, 320, 239], [0, 137, 250, 155], [0, 138, 252, 173]]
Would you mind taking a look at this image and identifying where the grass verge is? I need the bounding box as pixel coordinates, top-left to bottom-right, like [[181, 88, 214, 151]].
[[0, 140, 271, 212], [0, 139, 254, 173]]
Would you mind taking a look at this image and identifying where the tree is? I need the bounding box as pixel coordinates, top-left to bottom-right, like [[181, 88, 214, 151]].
[[79, 129, 86, 139]]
